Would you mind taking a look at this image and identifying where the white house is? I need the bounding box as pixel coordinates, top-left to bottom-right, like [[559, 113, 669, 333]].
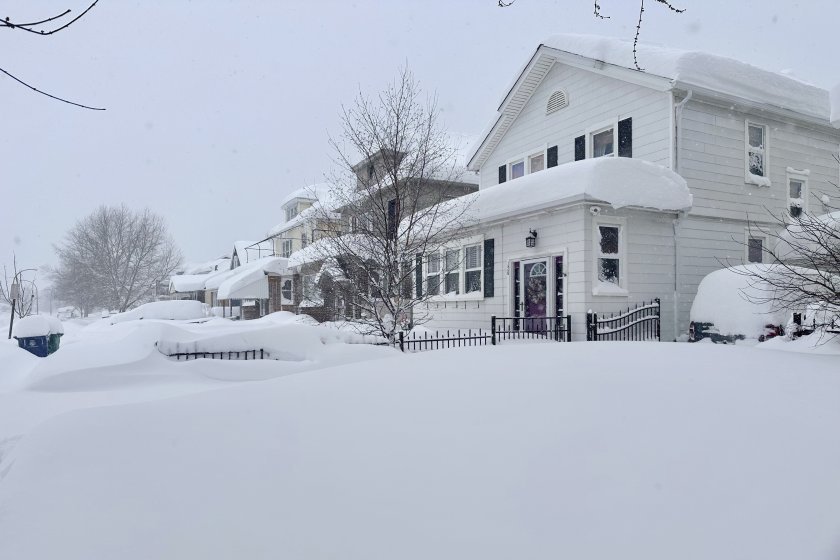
[[419, 34, 840, 341]]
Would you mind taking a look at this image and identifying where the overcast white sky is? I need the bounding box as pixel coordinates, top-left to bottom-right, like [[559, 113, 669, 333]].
[[2, 0, 838, 273]]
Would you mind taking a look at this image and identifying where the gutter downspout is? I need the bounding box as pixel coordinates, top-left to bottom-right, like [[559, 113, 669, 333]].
[[672, 91, 692, 340], [674, 89, 693, 175]]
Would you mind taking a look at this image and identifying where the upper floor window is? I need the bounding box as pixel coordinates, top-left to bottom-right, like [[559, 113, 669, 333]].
[[281, 239, 293, 258], [591, 127, 615, 158], [510, 160, 525, 180], [285, 204, 298, 222], [787, 169, 809, 219], [529, 152, 545, 173], [745, 122, 770, 186]]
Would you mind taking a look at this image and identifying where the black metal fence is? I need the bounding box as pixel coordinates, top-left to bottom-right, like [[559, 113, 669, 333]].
[[587, 299, 660, 341], [167, 349, 266, 360], [491, 315, 572, 343], [394, 316, 572, 352], [397, 330, 491, 352]]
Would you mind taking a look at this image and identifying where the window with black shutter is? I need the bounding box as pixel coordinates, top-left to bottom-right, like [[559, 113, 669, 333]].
[[618, 117, 632, 158], [483, 239, 494, 297], [547, 145, 558, 168], [574, 136, 585, 161]]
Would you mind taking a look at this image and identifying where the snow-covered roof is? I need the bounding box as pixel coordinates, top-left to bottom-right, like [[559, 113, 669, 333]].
[[203, 267, 239, 291], [463, 158, 691, 224], [287, 234, 372, 269], [542, 34, 830, 121], [469, 34, 833, 169], [218, 257, 289, 300], [169, 274, 211, 293], [181, 256, 230, 275], [269, 183, 337, 237], [232, 240, 274, 265], [279, 183, 331, 209]]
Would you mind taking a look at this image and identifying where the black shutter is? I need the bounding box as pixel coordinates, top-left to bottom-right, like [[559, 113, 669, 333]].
[[387, 199, 397, 239], [415, 254, 423, 298], [498, 165, 506, 184], [547, 145, 558, 168], [618, 117, 632, 158], [483, 239, 495, 297], [574, 135, 585, 161]]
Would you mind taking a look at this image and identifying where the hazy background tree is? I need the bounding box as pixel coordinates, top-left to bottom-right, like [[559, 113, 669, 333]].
[[309, 67, 475, 339], [0, 254, 39, 319], [53, 205, 182, 314]]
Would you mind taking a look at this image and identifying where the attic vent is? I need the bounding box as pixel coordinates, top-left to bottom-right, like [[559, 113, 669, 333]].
[[546, 89, 568, 114]]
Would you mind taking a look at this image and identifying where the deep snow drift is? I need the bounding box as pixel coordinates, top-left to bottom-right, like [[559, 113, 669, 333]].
[[1, 322, 840, 559]]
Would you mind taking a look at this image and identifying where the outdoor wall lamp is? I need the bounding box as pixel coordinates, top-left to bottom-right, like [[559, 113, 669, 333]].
[[525, 229, 538, 248]]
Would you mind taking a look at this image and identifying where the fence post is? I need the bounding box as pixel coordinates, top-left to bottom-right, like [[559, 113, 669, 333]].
[[565, 315, 572, 342], [655, 298, 661, 341], [399, 331, 405, 352], [491, 316, 497, 345]]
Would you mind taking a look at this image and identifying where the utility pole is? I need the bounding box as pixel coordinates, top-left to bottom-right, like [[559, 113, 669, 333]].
[[8, 282, 19, 339]]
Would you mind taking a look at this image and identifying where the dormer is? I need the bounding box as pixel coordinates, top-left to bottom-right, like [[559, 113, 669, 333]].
[[352, 149, 406, 189]]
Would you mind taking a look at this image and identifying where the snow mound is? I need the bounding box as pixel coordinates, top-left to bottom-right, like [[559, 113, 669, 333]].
[[12, 315, 63, 338], [2, 343, 840, 559], [543, 34, 830, 121], [109, 301, 208, 324], [690, 265, 791, 337]]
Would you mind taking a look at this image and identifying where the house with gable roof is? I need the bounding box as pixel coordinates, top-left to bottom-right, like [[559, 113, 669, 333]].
[[417, 34, 839, 341]]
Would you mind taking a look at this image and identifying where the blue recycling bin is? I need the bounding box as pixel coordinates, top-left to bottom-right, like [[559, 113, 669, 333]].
[[16, 335, 50, 358]]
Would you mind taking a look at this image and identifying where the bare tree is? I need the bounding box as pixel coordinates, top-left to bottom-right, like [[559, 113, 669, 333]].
[[306, 67, 476, 340], [0, 254, 38, 319], [1, 1, 104, 110], [740, 154, 840, 331], [52, 205, 182, 314], [498, 0, 685, 70]]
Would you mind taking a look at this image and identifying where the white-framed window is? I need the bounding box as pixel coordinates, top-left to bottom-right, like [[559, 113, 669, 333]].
[[426, 252, 441, 296], [593, 218, 627, 295], [464, 243, 482, 293], [510, 159, 525, 180], [281, 239, 293, 258], [746, 234, 766, 264], [745, 121, 770, 185], [285, 204, 298, 222], [787, 169, 809, 218], [591, 127, 615, 158], [280, 278, 293, 302], [424, 238, 484, 297], [585, 118, 619, 159], [445, 248, 460, 294], [528, 152, 545, 173], [302, 274, 318, 300]]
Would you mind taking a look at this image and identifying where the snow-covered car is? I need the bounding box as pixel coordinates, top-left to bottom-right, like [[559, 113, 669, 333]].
[[688, 265, 793, 343]]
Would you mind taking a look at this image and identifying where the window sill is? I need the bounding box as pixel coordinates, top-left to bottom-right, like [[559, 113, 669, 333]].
[[745, 173, 771, 187], [592, 282, 628, 297], [426, 292, 485, 303]]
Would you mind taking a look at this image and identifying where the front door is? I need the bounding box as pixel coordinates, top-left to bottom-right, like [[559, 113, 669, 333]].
[[521, 259, 548, 331]]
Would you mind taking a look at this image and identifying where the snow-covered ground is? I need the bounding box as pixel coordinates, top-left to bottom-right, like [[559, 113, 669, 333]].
[[1, 314, 839, 559]]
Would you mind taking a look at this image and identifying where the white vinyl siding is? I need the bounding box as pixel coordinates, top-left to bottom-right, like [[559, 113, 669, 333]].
[[480, 62, 672, 187]]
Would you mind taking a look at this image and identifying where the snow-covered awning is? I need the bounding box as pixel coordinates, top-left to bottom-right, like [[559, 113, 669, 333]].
[[449, 158, 691, 227], [217, 257, 288, 300], [169, 274, 211, 293]]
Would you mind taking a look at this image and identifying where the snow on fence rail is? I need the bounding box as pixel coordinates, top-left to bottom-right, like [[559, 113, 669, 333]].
[[166, 349, 267, 361], [586, 299, 660, 341]]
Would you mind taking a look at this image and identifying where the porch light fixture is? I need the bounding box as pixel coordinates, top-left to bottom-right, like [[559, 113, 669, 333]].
[[525, 229, 538, 248]]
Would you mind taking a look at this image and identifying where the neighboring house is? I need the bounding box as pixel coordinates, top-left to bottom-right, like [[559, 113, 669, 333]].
[[168, 256, 230, 302], [212, 240, 276, 319], [418, 34, 839, 341], [270, 152, 479, 322]]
